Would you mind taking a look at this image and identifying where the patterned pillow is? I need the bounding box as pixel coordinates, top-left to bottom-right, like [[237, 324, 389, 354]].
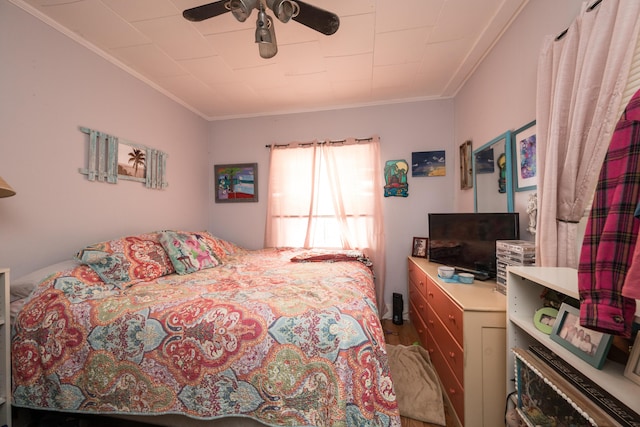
[[217, 237, 248, 256], [159, 231, 221, 275], [198, 232, 247, 259], [85, 253, 132, 287], [76, 232, 175, 287]]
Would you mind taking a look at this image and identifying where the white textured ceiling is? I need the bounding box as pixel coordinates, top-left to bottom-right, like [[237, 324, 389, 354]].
[[12, 0, 529, 120]]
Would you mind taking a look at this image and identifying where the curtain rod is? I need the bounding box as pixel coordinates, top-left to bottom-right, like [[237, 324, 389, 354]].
[[265, 137, 374, 148], [556, 0, 603, 40]]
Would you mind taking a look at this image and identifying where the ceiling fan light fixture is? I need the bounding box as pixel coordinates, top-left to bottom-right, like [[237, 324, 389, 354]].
[[229, 0, 258, 22], [256, 11, 277, 58], [266, 0, 299, 23], [258, 39, 277, 58], [255, 26, 272, 44]]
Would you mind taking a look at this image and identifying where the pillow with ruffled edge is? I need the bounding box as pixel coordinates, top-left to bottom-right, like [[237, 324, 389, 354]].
[[160, 231, 221, 275], [76, 232, 175, 287]]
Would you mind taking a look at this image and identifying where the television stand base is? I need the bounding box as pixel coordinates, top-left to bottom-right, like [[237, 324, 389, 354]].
[[454, 267, 491, 281]]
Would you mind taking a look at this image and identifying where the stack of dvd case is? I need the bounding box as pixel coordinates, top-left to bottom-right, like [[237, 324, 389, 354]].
[[495, 240, 535, 294]]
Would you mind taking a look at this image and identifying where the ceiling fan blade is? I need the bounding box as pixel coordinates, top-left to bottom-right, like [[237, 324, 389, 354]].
[[292, 1, 339, 35], [183, 1, 230, 22]]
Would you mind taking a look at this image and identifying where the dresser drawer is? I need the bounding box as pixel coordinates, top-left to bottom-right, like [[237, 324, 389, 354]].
[[409, 300, 429, 346], [426, 277, 463, 344], [409, 282, 429, 323], [427, 328, 464, 425], [408, 259, 427, 298], [427, 304, 463, 384]]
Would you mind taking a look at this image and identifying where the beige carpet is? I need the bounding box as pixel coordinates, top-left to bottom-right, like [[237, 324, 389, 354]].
[[387, 344, 446, 426]]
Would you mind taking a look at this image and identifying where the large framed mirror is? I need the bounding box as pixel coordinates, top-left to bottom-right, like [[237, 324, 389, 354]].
[[473, 131, 514, 212]]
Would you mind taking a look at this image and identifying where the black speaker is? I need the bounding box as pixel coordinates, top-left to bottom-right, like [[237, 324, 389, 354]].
[[392, 293, 403, 325]]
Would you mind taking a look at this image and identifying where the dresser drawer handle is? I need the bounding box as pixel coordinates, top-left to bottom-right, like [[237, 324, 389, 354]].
[[448, 315, 456, 322], [448, 388, 457, 395], [448, 352, 455, 359], [427, 292, 434, 298], [428, 320, 434, 326], [428, 348, 435, 354]]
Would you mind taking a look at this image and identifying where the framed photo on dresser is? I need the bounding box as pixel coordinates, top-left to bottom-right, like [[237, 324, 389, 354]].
[[412, 237, 428, 258]]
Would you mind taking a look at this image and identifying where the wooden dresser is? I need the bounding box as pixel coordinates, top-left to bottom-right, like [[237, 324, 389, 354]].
[[408, 257, 506, 427]]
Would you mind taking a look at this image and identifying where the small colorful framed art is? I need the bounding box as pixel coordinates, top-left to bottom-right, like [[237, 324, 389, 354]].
[[513, 120, 537, 191], [214, 163, 258, 203]]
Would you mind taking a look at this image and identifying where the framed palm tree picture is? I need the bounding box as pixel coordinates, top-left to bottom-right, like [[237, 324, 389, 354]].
[[118, 143, 146, 180]]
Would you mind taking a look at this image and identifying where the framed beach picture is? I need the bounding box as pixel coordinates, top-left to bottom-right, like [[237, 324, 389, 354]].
[[411, 151, 446, 177], [513, 120, 537, 191], [214, 163, 258, 203], [550, 303, 613, 369]]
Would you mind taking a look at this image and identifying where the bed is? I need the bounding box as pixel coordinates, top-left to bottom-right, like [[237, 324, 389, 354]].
[[10, 230, 400, 427]]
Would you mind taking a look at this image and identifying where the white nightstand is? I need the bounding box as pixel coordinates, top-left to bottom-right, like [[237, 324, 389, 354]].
[[0, 269, 10, 427]]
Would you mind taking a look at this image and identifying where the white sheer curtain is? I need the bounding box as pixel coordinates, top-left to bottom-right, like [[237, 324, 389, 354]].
[[536, 0, 640, 267], [264, 136, 387, 317]]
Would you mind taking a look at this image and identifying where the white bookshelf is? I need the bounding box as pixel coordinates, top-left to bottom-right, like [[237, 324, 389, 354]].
[[506, 265, 640, 419], [0, 269, 10, 427]]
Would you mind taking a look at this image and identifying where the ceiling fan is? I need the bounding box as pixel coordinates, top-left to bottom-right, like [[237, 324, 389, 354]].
[[183, 0, 340, 59]]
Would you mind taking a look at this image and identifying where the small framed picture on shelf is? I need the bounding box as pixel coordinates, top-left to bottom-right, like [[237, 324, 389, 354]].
[[412, 237, 428, 258], [624, 332, 640, 386], [533, 306, 558, 335], [550, 303, 613, 369]]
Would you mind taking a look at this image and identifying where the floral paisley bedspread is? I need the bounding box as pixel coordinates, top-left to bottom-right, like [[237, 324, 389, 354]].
[[12, 247, 400, 427]]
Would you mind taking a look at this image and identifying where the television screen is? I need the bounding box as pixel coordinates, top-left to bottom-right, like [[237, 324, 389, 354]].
[[428, 212, 520, 279]]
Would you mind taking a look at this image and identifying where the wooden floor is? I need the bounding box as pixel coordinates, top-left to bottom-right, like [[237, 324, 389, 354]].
[[381, 319, 457, 427]]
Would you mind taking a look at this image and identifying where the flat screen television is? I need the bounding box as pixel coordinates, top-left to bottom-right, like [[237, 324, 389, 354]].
[[428, 212, 520, 280]]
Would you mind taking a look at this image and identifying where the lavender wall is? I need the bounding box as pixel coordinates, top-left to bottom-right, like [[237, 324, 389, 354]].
[[454, 0, 584, 229], [0, 1, 210, 278], [209, 101, 455, 316]]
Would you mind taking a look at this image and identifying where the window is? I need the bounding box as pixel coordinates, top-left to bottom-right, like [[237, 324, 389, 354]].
[[265, 136, 387, 315], [265, 138, 380, 249]]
